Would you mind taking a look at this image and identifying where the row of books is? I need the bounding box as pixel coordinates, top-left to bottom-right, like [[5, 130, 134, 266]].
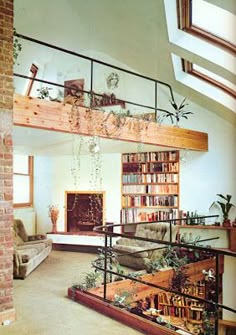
[[122, 162, 179, 173], [122, 195, 178, 207], [121, 208, 179, 224], [182, 282, 205, 297], [122, 184, 178, 194], [122, 173, 179, 184], [122, 151, 178, 163], [158, 292, 204, 321]]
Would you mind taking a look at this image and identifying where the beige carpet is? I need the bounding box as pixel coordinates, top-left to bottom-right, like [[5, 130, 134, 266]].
[[0, 251, 143, 335]]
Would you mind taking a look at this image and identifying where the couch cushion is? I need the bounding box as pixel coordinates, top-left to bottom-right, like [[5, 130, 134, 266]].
[[17, 242, 46, 253], [14, 219, 28, 242], [17, 248, 39, 263], [113, 244, 149, 258], [24, 239, 53, 248], [28, 234, 47, 241]]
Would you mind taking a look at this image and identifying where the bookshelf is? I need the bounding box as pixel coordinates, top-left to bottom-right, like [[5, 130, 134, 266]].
[[121, 150, 179, 233], [157, 281, 205, 322]]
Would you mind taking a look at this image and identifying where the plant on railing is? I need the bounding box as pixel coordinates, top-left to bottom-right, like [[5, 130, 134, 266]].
[[101, 110, 129, 137], [13, 28, 22, 65], [162, 246, 189, 268], [161, 98, 193, 127], [113, 288, 137, 308], [72, 270, 101, 292], [96, 247, 127, 282], [146, 246, 189, 274], [146, 258, 164, 274], [170, 266, 190, 292], [37, 87, 53, 100], [202, 310, 215, 335]]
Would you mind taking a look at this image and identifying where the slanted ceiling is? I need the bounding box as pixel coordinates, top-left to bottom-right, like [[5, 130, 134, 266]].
[[14, 0, 236, 123]]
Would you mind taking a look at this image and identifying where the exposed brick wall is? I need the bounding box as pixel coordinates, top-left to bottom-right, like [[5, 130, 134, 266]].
[[0, 0, 15, 323]]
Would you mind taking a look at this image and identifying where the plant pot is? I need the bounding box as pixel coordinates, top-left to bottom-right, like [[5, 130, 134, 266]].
[[223, 219, 231, 227], [51, 219, 58, 233]]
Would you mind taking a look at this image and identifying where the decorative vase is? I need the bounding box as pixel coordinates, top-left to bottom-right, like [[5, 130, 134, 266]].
[[51, 218, 58, 233]]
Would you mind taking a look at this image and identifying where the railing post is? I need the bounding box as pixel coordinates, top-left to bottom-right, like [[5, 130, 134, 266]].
[[103, 232, 108, 300], [155, 81, 157, 121], [90, 60, 94, 109], [215, 253, 219, 335], [109, 233, 112, 283]]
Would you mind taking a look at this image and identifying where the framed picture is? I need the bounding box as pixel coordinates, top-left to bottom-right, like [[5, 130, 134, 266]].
[[64, 79, 84, 106]]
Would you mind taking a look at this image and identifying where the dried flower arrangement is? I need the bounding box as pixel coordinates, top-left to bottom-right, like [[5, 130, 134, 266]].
[[48, 204, 59, 232]]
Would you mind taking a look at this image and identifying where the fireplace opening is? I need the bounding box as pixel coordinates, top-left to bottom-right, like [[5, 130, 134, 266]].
[[66, 191, 105, 233]]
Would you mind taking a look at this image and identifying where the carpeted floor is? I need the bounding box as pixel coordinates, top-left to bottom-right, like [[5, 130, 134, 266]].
[[0, 251, 143, 335]]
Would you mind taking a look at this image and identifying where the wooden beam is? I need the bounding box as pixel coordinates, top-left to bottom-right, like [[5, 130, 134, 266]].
[[13, 94, 208, 151]]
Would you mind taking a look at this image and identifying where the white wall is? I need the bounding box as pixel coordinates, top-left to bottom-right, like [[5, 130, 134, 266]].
[[179, 100, 236, 221], [34, 153, 121, 233]]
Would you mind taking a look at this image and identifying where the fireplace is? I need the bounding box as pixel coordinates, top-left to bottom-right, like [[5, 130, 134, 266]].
[[66, 191, 105, 232]]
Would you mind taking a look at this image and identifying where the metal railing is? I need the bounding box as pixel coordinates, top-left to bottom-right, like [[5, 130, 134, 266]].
[[14, 32, 176, 119], [93, 216, 236, 335]]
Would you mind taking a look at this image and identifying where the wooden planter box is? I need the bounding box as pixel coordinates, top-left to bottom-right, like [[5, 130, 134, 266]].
[[88, 258, 223, 302], [68, 288, 177, 335], [68, 258, 223, 335]]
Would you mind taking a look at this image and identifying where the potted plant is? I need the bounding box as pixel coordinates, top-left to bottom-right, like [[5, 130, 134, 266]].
[[210, 194, 235, 227], [161, 98, 193, 127]]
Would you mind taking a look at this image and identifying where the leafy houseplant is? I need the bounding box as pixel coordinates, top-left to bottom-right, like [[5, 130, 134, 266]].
[[161, 98, 193, 127], [37, 87, 53, 100], [72, 270, 101, 292], [13, 28, 22, 65], [210, 194, 235, 227]]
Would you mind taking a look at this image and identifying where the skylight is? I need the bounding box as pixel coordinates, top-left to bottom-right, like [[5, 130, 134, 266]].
[[178, 0, 236, 53], [192, 0, 236, 46], [182, 59, 236, 98], [192, 63, 236, 98], [164, 0, 236, 112]]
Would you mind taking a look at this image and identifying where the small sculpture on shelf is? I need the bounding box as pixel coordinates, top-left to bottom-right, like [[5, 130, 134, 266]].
[[48, 204, 59, 233]]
